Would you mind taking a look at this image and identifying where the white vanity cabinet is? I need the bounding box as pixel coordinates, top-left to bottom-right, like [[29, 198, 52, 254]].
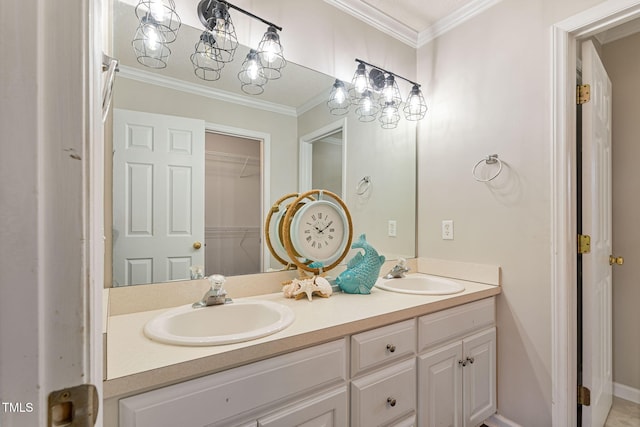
[[116, 297, 497, 427], [119, 339, 348, 427], [350, 319, 417, 426], [417, 298, 496, 427]]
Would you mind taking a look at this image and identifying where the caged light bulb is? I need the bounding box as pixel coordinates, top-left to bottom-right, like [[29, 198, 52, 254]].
[[362, 96, 372, 113], [144, 23, 164, 52], [262, 40, 278, 64], [247, 58, 260, 80], [335, 86, 347, 104], [214, 18, 228, 40]]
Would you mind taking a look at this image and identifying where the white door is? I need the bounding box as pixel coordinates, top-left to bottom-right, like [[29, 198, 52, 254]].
[[581, 39, 613, 427], [113, 109, 205, 285]]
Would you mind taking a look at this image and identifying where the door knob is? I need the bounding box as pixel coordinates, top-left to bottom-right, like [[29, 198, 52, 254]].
[[609, 255, 624, 265], [193, 241, 202, 250]]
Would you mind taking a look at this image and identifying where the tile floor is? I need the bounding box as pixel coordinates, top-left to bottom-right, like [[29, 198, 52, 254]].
[[605, 397, 640, 427]]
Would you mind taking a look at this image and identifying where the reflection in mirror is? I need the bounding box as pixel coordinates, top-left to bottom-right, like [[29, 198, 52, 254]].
[[312, 131, 343, 198], [108, 0, 416, 287], [204, 131, 262, 277]]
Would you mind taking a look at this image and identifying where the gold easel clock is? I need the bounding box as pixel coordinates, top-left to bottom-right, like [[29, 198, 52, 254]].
[[266, 190, 353, 275]]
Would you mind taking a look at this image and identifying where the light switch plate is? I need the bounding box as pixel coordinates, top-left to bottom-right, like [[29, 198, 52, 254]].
[[388, 220, 397, 237]]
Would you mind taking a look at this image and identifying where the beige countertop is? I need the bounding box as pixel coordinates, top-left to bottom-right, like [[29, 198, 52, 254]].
[[104, 269, 500, 400]]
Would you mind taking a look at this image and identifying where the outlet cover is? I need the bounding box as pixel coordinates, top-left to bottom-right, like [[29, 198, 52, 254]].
[[442, 220, 454, 240]]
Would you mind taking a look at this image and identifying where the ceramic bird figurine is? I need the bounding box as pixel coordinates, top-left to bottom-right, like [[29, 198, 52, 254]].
[[335, 234, 385, 294]]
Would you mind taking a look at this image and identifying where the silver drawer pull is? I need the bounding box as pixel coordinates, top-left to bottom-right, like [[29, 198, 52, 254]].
[[387, 397, 397, 407], [386, 344, 396, 353]]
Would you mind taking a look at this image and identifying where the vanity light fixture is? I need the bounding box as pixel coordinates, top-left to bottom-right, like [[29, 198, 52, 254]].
[[327, 80, 351, 115], [132, 0, 285, 94], [331, 59, 428, 128], [194, 0, 285, 91], [404, 84, 428, 121], [195, 0, 238, 65], [238, 49, 268, 95], [380, 101, 401, 129], [132, 0, 181, 69], [190, 32, 224, 81], [354, 90, 379, 122], [257, 26, 286, 80]]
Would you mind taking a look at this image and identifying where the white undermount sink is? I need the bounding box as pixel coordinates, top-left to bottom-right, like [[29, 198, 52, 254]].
[[144, 299, 295, 346], [375, 273, 465, 295]]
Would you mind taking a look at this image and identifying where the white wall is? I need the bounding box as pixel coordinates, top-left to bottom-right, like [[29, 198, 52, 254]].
[[601, 33, 640, 393], [416, 0, 604, 425]]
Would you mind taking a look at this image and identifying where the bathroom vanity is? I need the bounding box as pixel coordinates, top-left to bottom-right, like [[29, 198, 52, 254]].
[[103, 259, 500, 426]]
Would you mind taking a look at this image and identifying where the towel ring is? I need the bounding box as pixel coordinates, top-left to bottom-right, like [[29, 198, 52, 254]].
[[356, 176, 371, 195], [472, 154, 502, 182]]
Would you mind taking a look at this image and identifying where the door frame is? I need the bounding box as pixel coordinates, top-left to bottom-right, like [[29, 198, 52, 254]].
[[552, 1, 640, 425], [299, 118, 348, 198], [205, 122, 271, 272]]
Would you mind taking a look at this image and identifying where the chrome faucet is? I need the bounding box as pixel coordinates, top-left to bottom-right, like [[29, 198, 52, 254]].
[[192, 274, 232, 308], [383, 258, 410, 279]]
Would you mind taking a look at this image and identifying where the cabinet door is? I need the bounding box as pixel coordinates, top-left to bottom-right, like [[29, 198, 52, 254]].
[[462, 328, 496, 427], [258, 386, 348, 427], [418, 341, 463, 427]]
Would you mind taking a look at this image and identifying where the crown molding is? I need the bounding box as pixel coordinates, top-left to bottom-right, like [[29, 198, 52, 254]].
[[417, 0, 503, 46], [297, 89, 328, 116], [324, 0, 503, 48], [117, 65, 298, 117], [323, 0, 419, 47]]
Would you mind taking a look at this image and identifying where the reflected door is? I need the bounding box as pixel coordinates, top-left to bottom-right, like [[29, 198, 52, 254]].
[[113, 109, 205, 285], [581, 39, 613, 426]]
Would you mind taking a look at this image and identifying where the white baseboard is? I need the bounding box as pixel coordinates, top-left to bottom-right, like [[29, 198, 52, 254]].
[[614, 382, 640, 404], [484, 413, 522, 427]]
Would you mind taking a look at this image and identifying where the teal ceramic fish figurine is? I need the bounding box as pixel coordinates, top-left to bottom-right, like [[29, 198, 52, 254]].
[[335, 234, 385, 294]]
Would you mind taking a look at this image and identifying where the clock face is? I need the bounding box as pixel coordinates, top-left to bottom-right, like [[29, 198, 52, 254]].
[[291, 200, 348, 264]]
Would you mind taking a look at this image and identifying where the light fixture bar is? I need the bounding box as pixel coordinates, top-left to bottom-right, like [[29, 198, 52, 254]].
[[355, 58, 420, 88], [199, 0, 282, 32], [223, 1, 282, 32]]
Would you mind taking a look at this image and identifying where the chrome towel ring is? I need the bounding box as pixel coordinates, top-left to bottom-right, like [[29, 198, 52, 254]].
[[472, 154, 502, 182], [356, 176, 371, 195]]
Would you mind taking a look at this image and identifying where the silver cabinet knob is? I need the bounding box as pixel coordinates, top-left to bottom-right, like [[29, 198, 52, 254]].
[[387, 397, 397, 407], [386, 344, 396, 353]]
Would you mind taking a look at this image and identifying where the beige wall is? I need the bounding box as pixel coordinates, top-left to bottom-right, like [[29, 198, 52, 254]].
[[416, 0, 604, 425], [224, 0, 417, 85], [298, 102, 417, 262], [602, 33, 640, 392]]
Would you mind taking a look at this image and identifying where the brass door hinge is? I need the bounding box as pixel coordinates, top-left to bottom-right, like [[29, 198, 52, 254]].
[[578, 234, 591, 254], [578, 385, 591, 406], [48, 384, 99, 426], [577, 84, 591, 104]]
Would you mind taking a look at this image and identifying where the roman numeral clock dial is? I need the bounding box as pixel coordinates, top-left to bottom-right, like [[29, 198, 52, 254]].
[[281, 190, 353, 274]]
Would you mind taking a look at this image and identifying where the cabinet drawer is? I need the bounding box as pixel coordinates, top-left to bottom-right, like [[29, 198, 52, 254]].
[[351, 319, 416, 376], [418, 298, 494, 353], [351, 358, 416, 427], [119, 339, 347, 427], [386, 413, 416, 427], [258, 386, 348, 427]]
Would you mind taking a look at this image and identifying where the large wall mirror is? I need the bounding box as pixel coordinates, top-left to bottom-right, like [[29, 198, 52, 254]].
[[107, 0, 416, 287]]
